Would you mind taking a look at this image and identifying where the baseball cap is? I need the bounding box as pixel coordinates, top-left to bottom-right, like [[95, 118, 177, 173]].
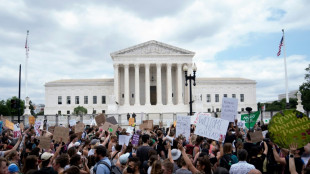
[[41, 152, 54, 161], [8, 163, 19, 173]]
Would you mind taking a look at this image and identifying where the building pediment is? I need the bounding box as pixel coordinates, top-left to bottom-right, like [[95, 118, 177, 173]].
[[111, 40, 195, 57]]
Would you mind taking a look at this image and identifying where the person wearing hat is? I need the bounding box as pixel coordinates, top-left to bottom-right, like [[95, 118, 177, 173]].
[[88, 139, 99, 156], [39, 152, 57, 174], [8, 163, 19, 174]]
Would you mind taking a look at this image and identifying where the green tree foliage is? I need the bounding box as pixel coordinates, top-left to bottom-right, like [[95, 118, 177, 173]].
[[299, 64, 310, 111], [5, 96, 25, 116], [73, 106, 87, 115], [29, 100, 35, 116], [264, 98, 297, 111], [0, 100, 10, 116]]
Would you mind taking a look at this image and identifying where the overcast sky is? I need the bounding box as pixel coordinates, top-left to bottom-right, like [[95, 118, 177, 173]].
[[0, 0, 310, 105]]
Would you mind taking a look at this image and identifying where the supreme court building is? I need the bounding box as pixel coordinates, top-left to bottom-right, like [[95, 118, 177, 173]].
[[44, 40, 257, 116]]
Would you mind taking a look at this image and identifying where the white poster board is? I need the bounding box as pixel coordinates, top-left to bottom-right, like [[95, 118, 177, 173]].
[[194, 113, 229, 141], [221, 97, 238, 122], [191, 112, 211, 124], [118, 135, 131, 146], [176, 115, 191, 140]]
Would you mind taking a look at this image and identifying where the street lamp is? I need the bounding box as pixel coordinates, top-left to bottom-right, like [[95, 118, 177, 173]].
[[246, 107, 252, 130], [183, 63, 197, 116]]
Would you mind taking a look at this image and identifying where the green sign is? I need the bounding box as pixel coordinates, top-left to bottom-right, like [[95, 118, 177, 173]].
[[269, 109, 310, 149], [108, 128, 113, 133], [241, 111, 260, 129]]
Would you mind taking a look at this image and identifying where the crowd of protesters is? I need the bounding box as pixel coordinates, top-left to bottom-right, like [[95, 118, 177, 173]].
[[0, 117, 309, 174]]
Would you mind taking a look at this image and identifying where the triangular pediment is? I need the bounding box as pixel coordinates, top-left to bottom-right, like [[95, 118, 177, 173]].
[[111, 40, 195, 57]]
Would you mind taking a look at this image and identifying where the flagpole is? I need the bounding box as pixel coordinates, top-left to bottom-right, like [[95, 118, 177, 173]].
[[282, 29, 289, 106], [24, 30, 31, 115]]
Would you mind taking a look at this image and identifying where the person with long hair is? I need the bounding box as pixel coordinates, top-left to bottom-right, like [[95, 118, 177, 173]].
[[22, 155, 38, 174], [150, 160, 162, 174]]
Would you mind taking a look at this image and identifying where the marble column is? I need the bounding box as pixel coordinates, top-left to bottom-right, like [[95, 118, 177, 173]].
[[156, 63, 162, 105], [177, 63, 183, 104], [113, 64, 119, 104], [124, 64, 130, 105], [167, 63, 173, 105], [145, 64, 151, 105], [134, 64, 140, 105]]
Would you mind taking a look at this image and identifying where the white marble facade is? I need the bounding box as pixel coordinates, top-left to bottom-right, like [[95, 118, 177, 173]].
[[44, 40, 257, 115]]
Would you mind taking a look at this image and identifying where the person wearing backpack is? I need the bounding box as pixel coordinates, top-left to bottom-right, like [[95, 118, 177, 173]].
[[219, 143, 238, 171], [93, 146, 111, 174]]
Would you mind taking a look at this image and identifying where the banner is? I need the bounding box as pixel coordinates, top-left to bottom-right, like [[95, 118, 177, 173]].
[[195, 114, 229, 141], [176, 115, 191, 140], [269, 110, 310, 149], [221, 97, 238, 122], [241, 111, 260, 129], [5, 120, 14, 130]]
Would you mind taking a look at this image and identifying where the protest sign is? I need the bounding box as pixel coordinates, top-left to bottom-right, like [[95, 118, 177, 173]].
[[29, 116, 35, 125], [140, 120, 153, 130], [191, 113, 211, 124], [132, 134, 140, 146], [34, 121, 41, 136], [129, 118, 135, 126], [126, 126, 134, 134], [75, 122, 85, 133], [269, 110, 310, 148], [119, 135, 131, 146], [101, 122, 118, 134], [173, 121, 176, 127], [194, 114, 229, 141], [241, 111, 260, 129], [13, 124, 21, 138], [69, 119, 76, 127], [40, 136, 51, 149], [53, 127, 70, 143], [106, 116, 118, 125], [95, 114, 106, 126], [0, 121, 3, 134], [5, 120, 14, 130], [221, 97, 238, 122], [249, 131, 263, 143], [48, 126, 55, 133], [176, 115, 191, 140]]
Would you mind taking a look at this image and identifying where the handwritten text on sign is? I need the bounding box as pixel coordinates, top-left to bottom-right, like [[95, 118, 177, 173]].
[[221, 97, 238, 122], [194, 115, 229, 141], [176, 115, 191, 140]]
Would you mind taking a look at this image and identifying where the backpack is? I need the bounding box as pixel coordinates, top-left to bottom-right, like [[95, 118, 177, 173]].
[[219, 154, 233, 170], [93, 160, 122, 174]]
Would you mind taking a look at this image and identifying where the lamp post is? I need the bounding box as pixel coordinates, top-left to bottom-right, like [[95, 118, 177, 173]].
[[183, 64, 197, 116]]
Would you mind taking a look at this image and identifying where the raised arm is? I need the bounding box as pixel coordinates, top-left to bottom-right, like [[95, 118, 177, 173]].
[[178, 143, 199, 174], [167, 142, 174, 163], [272, 144, 286, 165], [289, 143, 298, 174]]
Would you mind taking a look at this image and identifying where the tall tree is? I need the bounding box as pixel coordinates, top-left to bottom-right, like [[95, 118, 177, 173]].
[[6, 96, 25, 116], [299, 64, 310, 111], [0, 100, 10, 116]]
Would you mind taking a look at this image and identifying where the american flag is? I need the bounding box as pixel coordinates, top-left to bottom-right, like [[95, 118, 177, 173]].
[[277, 36, 283, 56]]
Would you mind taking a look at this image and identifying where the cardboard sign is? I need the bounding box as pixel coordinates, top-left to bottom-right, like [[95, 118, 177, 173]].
[[29, 116, 35, 125], [53, 127, 70, 143], [119, 135, 131, 146], [129, 118, 135, 126], [5, 120, 14, 130], [48, 126, 55, 133], [40, 136, 51, 150], [69, 119, 76, 127], [75, 122, 85, 133], [132, 134, 140, 146], [249, 131, 264, 143], [101, 122, 118, 134], [269, 110, 310, 148], [139, 120, 153, 130], [176, 116, 191, 141], [106, 116, 118, 125], [95, 114, 106, 126], [221, 97, 238, 122], [194, 114, 229, 141]]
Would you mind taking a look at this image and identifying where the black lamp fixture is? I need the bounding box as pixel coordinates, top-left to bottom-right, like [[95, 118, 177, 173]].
[[183, 63, 197, 115], [246, 107, 252, 130]]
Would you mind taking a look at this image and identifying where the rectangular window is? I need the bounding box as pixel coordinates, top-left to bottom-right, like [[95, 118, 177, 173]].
[[224, 94, 227, 98], [240, 94, 244, 102], [58, 96, 62, 105], [66, 96, 71, 104], [102, 110, 105, 114], [67, 110, 70, 114], [102, 96, 106, 104], [207, 108, 211, 112], [93, 110, 97, 114], [58, 110, 61, 115], [93, 96, 97, 104], [215, 94, 219, 102], [206, 94, 211, 102], [84, 96, 88, 104], [216, 108, 220, 112], [75, 96, 79, 104], [232, 94, 236, 98]]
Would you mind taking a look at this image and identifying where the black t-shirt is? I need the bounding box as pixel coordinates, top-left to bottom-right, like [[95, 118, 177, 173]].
[[40, 167, 58, 174], [243, 142, 255, 160], [284, 157, 304, 174], [249, 154, 266, 172], [137, 145, 153, 167], [224, 134, 236, 144]]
